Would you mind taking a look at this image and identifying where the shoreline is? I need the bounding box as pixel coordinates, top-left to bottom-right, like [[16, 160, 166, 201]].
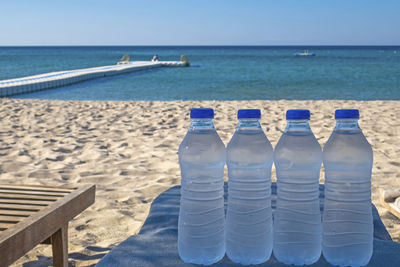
[[10, 98, 400, 102], [1, 98, 399, 266]]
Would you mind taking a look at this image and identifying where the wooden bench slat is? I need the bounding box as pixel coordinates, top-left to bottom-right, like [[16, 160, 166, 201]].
[[0, 199, 52, 206], [0, 222, 17, 230], [0, 189, 67, 198], [0, 193, 59, 202], [0, 204, 44, 211], [0, 193, 60, 201], [0, 216, 24, 223], [0, 185, 74, 194], [0, 210, 35, 217]]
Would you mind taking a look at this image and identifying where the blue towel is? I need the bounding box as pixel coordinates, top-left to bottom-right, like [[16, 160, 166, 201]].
[[96, 183, 399, 266]]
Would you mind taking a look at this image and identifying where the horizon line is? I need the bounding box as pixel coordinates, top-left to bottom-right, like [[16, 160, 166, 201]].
[[1, 44, 400, 47]]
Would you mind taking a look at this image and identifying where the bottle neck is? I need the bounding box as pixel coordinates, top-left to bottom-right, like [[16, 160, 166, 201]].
[[284, 120, 311, 134], [334, 119, 361, 133], [189, 119, 215, 131], [237, 119, 261, 130]]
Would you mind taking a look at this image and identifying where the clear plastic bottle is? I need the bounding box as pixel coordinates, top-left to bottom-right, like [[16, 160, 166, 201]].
[[322, 109, 373, 267], [273, 109, 322, 265], [226, 109, 273, 265], [178, 108, 226, 265]]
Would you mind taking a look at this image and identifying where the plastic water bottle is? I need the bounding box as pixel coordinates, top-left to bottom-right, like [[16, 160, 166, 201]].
[[273, 109, 322, 265], [322, 109, 373, 267], [226, 109, 273, 265], [178, 108, 226, 265]]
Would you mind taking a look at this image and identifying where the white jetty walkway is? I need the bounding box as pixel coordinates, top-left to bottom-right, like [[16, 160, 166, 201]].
[[0, 60, 188, 97]]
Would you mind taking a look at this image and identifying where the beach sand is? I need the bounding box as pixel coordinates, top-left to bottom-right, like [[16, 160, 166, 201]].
[[0, 98, 399, 266]]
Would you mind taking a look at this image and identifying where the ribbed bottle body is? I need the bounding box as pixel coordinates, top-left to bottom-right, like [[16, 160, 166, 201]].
[[226, 126, 273, 265], [178, 124, 226, 265], [323, 126, 373, 267], [274, 127, 323, 265]]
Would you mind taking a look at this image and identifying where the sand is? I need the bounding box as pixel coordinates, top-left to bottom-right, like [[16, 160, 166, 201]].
[[0, 98, 398, 266]]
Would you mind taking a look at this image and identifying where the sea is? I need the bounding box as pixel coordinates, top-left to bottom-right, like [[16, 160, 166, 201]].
[[0, 46, 399, 101]]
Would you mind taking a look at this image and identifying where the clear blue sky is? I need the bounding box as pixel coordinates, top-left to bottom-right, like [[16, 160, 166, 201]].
[[0, 0, 399, 46]]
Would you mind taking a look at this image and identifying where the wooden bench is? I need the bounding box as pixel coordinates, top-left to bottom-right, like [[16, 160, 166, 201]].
[[0, 184, 95, 267]]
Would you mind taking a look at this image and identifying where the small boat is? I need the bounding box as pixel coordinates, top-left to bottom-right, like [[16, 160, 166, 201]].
[[294, 50, 316, 57]]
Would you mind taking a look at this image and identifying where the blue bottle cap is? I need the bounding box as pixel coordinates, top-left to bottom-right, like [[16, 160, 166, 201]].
[[190, 108, 214, 119], [237, 109, 261, 119], [286, 109, 310, 120], [335, 109, 359, 119]]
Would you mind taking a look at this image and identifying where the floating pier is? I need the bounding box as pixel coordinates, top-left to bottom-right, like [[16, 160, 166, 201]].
[[0, 60, 189, 97]]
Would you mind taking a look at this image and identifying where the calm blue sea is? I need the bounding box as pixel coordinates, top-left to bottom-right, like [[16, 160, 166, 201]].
[[1, 46, 399, 100]]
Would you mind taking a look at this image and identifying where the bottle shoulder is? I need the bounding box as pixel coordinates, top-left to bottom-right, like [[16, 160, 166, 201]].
[[324, 131, 372, 153], [323, 131, 373, 167], [227, 130, 273, 165], [274, 132, 322, 152], [274, 132, 322, 168], [179, 130, 226, 158], [227, 130, 272, 150]]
